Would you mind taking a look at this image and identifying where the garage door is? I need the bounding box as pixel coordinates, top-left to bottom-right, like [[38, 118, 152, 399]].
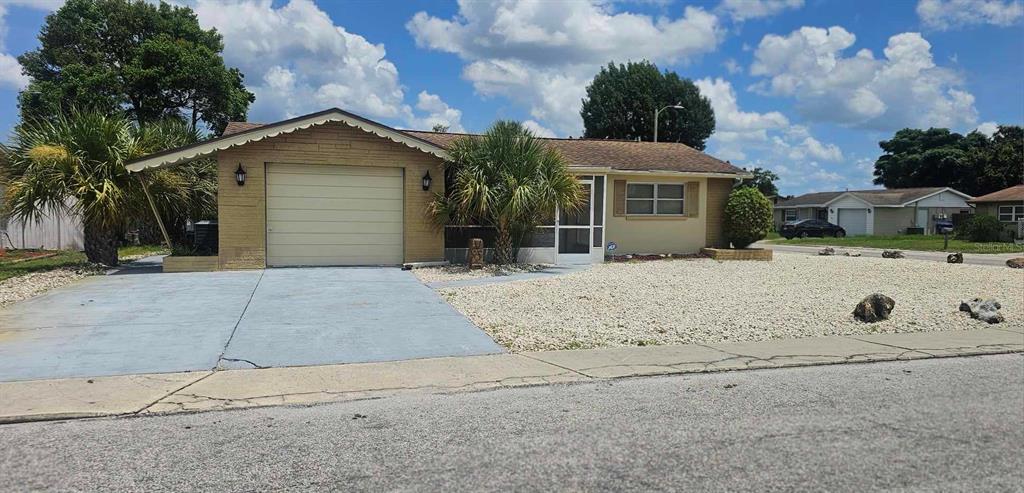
[[266, 164, 403, 266], [837, 208, 868, 236]]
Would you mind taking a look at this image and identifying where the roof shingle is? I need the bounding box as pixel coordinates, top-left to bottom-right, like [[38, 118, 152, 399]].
[[776, 187, 965, 207], [968, 184, 1024, 203]]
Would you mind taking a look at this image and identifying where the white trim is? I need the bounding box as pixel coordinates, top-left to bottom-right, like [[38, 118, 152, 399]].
[[126, 109, 450, 172], [998, 204, 1024, 222], [901, 187, 973, 205]]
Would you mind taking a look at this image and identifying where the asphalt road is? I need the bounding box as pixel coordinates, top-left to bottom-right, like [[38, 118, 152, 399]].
[[2, 354, 1022, 492], [757, 242, 1021, 266]]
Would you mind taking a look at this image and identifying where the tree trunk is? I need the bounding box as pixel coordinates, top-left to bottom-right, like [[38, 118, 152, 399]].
[[494, 225, 515, 265], [84, 222, 119, 266]]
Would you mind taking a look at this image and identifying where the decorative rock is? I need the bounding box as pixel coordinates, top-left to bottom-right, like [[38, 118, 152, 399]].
[[1007, 257, 1024, 269], [946, 252, 963, 264], [843, 251, 862, 257], [959, 298, 1004, 324], [467, 238, 485, 270], [882, 250, 905, 259], [853, 293, 896, 323], [818, 247, 835, 256]]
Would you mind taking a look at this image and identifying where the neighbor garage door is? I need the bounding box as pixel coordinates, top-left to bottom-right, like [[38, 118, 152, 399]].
[[266, 163, 403, 266], [837, 208, 868, 236]]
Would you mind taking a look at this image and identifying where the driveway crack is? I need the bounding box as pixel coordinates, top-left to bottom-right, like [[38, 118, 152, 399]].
[[215, 269, 265, 369]]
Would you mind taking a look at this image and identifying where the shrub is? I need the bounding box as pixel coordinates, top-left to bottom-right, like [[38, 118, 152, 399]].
[[956, 214, 1004, 242], [724, 187, 773, 249]]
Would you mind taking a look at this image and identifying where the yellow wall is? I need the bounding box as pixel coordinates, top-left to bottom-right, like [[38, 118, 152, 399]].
[[603, 174, 709, 254], [216, 121, 445, 269]]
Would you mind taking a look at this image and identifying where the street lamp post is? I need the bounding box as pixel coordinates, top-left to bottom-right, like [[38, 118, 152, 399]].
[[654, 104, 685, 142]]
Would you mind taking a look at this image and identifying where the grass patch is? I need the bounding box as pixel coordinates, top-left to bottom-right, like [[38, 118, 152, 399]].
[[0, 244, 168, 283], [118, 244, 169, 259], [0, 250, 89, 283], [763, 234, 1024, 254]]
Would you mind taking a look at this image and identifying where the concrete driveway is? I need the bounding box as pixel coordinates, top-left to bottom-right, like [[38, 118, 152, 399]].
[[0, 264, 502, 382]]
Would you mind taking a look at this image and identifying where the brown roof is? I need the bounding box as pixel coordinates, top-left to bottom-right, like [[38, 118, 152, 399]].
[[777, 187, 970, 208], [968, 184, 1024, 203], [224, 122, 744, 175]]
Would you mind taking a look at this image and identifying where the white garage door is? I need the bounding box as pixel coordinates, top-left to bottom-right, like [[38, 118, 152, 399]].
[[837, 208, 868, 236], [266, 163, 403, 266]]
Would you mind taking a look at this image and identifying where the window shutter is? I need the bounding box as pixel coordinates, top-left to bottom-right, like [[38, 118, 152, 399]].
[[685, 181, 700, 217], [613, 180, 626, 216]]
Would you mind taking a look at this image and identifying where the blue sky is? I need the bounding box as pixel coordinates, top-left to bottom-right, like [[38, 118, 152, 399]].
[[1, 0, 1021, 195]]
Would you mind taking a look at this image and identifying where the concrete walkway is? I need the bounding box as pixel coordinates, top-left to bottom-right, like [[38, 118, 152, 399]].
[[757, 242, 1022, 266], [2, 327, 1019, 423]]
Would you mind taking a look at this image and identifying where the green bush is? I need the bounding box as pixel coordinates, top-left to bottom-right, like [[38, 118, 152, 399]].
[[724, 187, 774, 249], [956, 215, 1004, 242]]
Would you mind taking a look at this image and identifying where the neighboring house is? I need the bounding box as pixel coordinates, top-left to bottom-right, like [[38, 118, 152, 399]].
[[773, 187, 973, 236], [125, 108, 749, 269], [0, 187, 84, 250], [967, 184, 1024, 241]]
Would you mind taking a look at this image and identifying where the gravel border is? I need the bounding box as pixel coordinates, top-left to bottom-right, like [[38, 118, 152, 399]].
[[413, 264, 550, 283], [0, 266, 103, 308], [439, 253, 1024, 352]]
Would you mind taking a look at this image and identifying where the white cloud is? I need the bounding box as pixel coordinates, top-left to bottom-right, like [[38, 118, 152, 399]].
[[410, 91, 465, 132], [693, 76, 853, 194], [750, 26, 978, 130], [0, 52, 27, 89], [722, 58, 742, 74], [522, 119, 557, 138], [975, 121, 999, 136], [917, 0, 1023, 30], [190, 0, 461, 130], [407, 0, 723, 135], [717, 0, 804, 22]]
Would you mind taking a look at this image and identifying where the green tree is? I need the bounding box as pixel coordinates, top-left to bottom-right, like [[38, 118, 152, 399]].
[[0, 110, 215, 265], [724, 188, 773, 249], [872, 126, 1022, 196], [429, 121, 585, 265], [17, 0, 254, 135], [581, 61, 715, 150], [738, 167, 779, 197]]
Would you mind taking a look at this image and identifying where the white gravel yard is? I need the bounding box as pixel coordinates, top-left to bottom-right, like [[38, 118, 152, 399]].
[[0, 267, 101, 308], [413, 264, 549, 283], [439, 253, 1024, 352]]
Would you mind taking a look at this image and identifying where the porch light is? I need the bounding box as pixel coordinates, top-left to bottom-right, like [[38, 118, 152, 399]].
[[235, 164, 247, 186], [422, 170, 432, 191]]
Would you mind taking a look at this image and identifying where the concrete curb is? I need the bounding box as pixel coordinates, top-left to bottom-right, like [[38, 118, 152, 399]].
[[1, 329, 1020, 424]]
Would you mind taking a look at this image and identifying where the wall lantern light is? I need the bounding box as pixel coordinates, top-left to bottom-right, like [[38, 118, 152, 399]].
[[422, 170, 432, 191], [235, 164, 246, 186]]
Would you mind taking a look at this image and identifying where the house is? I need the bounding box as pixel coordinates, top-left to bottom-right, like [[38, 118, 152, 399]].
[[0, 188, 83, 250], [967, 184, 1024, 241], [124, 108, 749, 270], [773, 187, 973, 236]]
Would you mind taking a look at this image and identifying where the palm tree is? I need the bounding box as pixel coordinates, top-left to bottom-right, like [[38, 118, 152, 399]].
[[430, 120, 584, 265], [0, 110, 214, 266]]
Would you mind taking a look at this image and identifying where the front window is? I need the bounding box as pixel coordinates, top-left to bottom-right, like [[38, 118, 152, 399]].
[[998, 205, 1024, 222], [784, 209, 798, 221], [626, 183, 684, 215]]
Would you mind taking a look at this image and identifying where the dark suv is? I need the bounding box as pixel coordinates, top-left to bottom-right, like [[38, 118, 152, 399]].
[[780, 219, 846, 239]]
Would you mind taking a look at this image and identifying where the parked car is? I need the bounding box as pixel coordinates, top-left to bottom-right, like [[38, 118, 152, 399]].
[[780, 219, 846, 239]]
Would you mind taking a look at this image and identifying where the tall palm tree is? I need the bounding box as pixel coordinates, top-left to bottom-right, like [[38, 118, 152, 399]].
[[430, 121, 584, 265], [0, 110, 214, 266]]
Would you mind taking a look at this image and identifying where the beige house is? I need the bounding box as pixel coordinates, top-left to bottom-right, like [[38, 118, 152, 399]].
[[773, 187, 973, 236], [968, 184, 1024, 240], [125, 108, 748, 270]]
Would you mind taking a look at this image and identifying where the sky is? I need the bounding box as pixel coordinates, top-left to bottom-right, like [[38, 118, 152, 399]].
[[0, 0, 1021, 196]]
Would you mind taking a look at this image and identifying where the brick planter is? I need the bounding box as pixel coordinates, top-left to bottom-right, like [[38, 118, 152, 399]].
[[700, 247, 773, 261], [163, 256, 219, 273]]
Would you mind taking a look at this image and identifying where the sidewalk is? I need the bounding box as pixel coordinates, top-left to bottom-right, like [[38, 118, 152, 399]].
[[2, 327, 1020, 424], [757, 242, 1022, 267]]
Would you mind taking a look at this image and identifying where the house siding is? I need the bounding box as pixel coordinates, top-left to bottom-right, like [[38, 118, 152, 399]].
[[705, 178, 733, 248], [216, 121, 445, 270], [603, 174, 711, 254]]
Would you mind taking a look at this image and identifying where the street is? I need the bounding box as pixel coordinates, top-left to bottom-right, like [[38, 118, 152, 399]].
[[2, 354, 1022, 492]]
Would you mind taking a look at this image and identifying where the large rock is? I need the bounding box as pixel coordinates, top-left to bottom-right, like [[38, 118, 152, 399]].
[[959, 298, 1004, 324], [818, 247, 835, 256], [882, 250, 904, 259], [853, 293, 895, 323], [1007, 257, 1024, 269], [946, 252, 963, 264]]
